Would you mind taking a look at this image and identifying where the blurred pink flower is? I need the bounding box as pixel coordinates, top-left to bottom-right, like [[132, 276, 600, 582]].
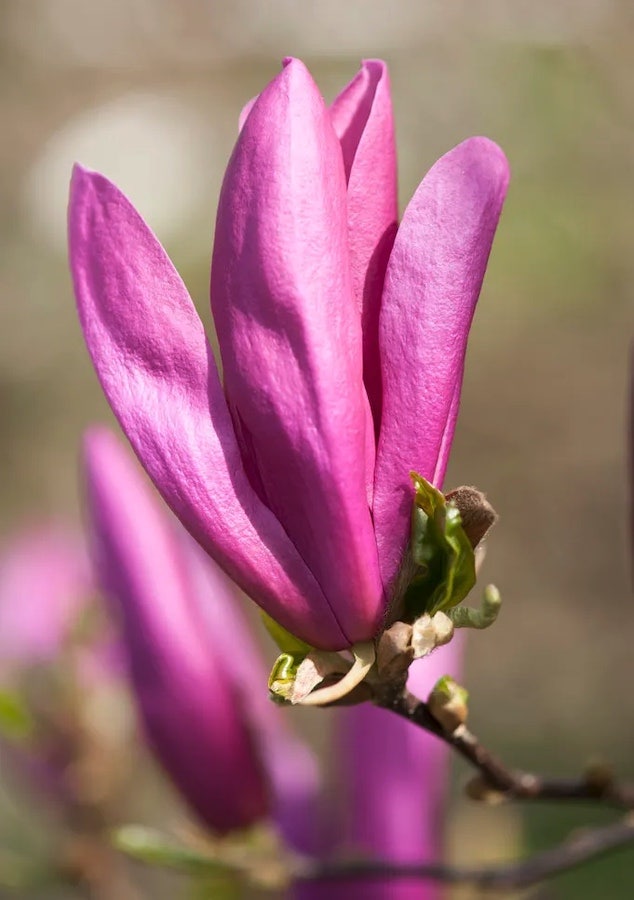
[[83, 427, 318, 837], [0, 522, 118, 810], [294, 642, 462, 900], [0, 524, 92, 672], [69, 58, 508, 651]]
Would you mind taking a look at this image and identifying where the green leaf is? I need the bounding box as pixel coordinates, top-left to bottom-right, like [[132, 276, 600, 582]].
[[112, 826, 232, 876], [0, 690, 34, 741], [402, 473, 476, 620], [448, 584, 502, 630]]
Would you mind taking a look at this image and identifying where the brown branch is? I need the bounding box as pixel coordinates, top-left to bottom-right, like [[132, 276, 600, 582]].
[[297, 815, 634, 891], [377, 688, 634, 809]]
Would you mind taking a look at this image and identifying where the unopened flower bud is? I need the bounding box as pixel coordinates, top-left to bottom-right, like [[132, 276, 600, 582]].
[[427, 675, 469, 732], [465, 775, 505, 805], [584, 761, 613, 794], [412, 611, 454, 659]]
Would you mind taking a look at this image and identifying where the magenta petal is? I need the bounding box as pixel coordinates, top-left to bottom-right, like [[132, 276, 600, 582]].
[[331, 60, 398, 426], [339, 641, 462, 860], [69, 165, 344, 649], [83, 427, 269, 832], [180, 535, 321, 853], [373, 138, 510, 590], [337, 641, 463, 900], [300, 640, 465, 900], [211, 59, 383, 642]]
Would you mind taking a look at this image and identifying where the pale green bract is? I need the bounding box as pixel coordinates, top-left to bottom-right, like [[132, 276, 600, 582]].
[[261, 611, 313, 703]]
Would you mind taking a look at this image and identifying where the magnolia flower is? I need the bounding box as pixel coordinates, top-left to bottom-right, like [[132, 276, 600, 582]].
[[70, 58, 509, 651], [83, 427, 318, 838], [294, 642, 463, 900]]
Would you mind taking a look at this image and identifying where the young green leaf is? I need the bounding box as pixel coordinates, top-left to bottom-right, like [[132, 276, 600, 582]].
[[402, 473, 476, 620], [260, 612, 313, 655]]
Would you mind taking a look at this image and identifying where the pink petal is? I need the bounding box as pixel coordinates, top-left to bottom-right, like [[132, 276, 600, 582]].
[[331, 60, 398, 427], [211, 58, 383, 642], [373, 138, 510, 590], [180, 532, 321, 853], [83, 427, 268, 832], [298, 639, 465, 900], [339, 640, 463, 860], [69, 165, 344, 649], [0, 525, 91, 671]]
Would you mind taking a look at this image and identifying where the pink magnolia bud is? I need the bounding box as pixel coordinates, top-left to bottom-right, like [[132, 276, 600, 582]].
[[83, 427, 317, 837]]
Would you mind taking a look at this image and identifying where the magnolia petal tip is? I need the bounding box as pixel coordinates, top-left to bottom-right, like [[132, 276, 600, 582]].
[[456, 136, 511, 186], [277, 56, 317, 93], [69, 164, 119, 217], [360, 58, 388, 77], [281, 55, 304, 70], [70, 162, 101, 192], [82, 424, 119, 467]]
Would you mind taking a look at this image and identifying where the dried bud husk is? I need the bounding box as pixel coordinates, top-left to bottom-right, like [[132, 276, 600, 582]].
[[376, 621, 414, 680], [445, 486, 498, 549], [289, 651, 347, 704], [297, 642, 376, 707], [411, 611, 454, 659]]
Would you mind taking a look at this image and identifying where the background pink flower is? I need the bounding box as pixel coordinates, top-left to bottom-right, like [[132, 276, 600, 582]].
[[0, 524, 92, 673]]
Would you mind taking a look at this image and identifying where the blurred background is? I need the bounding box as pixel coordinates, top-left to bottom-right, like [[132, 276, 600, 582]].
[[0, 0, 633, 897]]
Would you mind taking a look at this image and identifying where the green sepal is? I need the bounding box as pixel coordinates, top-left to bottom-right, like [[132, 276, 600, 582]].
[[402, 473, 476, 620], [261, 613, 314, 703], [112, 826, 231, 875], [0, 690, 33, 741], [260, 612, 312, 656]]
